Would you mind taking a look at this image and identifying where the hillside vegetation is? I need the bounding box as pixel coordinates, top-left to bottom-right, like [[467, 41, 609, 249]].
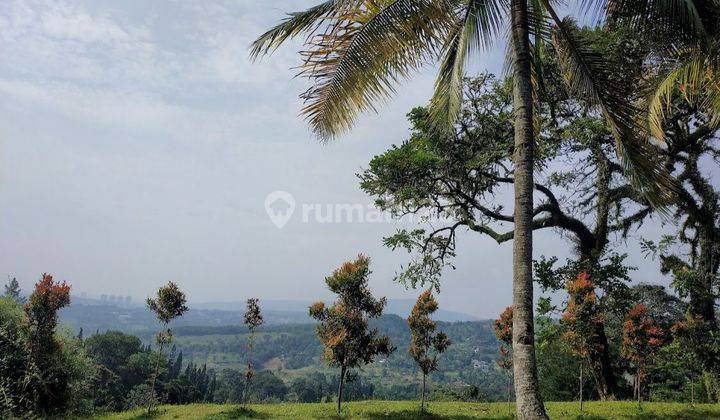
[[92, 401, 720, 419]]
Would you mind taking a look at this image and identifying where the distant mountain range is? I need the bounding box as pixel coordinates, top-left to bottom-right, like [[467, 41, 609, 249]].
[[191, 299, 478, 322], [60, 296, 478, 335]]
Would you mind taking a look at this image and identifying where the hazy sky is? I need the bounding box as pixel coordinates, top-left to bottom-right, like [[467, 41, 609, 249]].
[[0, 0, 677, 318]]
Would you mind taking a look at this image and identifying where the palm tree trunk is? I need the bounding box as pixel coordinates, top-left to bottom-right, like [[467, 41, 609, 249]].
[[509, 0, 548, 417]]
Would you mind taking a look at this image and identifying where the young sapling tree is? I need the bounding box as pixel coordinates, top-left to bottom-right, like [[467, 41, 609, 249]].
[[407, 289, 451, 412], [309, 254, 395, 413]]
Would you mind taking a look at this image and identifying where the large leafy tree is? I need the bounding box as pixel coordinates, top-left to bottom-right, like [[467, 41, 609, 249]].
[[360, 61, 646, 399], [250, 2, 669, 415], [309, 255, 394, 413], [634, 99, 720, 374]]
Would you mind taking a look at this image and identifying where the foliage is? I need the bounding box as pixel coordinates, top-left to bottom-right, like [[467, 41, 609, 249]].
[[24, 273, 73, 413], [146, 281, 189, 413], [0, 288, 95, 417], [243, 298, 264, 404], [243, 298, 263, 331], [249, 0, 668, 196], [493, 307, 512, 371], [309, 254, 395, 411], [125, 384, 158, 411], [289, 373, 330, 403], [408, 291, 451, 375], [535, 315, 594, 402], [147, 282, 189, 325], [3, 277, 25, 304], [562, 273, 602, 358], [215, 369, 286, 403], [622, 304, 665, 402], [407, 290, 451, 410]]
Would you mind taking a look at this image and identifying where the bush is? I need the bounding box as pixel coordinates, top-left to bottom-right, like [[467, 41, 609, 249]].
[[125, 384, 158, 410], [0, 296, 96, 416]]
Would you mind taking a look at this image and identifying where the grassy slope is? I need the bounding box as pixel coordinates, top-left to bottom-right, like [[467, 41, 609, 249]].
[[92, 401, 720, 419]]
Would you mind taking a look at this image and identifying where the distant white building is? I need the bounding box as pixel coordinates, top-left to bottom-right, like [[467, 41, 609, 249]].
[[471, 359, 490, 371]]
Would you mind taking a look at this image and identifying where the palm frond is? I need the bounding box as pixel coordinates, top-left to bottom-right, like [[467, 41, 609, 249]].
[[648, 45, 720, 140], [591, 0, 707, 41], [429, 0, 505, 135], [298, 0, 456, 141], [249, 1, 355, 60], [547, 10, 676, 207]]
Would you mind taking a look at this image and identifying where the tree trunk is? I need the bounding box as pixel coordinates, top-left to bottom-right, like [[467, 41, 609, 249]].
[[579, 361, 583, 412], [691, 376, 695, 405], [337, 365, 346, 414], [148, 333, 166, 414], [243, 331, 255, 406], [695, 230, 719, 364], [508, 370, 513, 416], [421, 373, 426, 413], [510, 0, 548, 417], [587, 325, 618, 400]]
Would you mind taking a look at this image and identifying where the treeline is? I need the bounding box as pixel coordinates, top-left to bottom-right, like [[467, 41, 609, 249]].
[[2, 262, 711, 417]]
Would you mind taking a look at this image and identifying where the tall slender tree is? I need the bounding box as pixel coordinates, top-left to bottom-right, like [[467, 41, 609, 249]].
[[243, 298, 264, 405], [309, 255, 394, 413], [407, 290, 451, 412], [251, 2, 669, 416], [494, 306, 515, 416], [4, 277, 25, 304], [146, 281, 188, 413], [24, 274, 71, 413]]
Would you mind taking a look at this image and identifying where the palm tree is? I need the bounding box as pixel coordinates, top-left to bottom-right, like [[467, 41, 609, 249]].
[[250, 2, 670, 417], [607, 0, 720, 141]]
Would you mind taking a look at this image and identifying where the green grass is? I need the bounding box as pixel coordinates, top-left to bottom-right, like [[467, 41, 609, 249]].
[[90, 401, 720, 419]]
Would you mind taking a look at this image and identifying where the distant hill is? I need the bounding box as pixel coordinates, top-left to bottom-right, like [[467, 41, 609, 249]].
[[192, 299, 478, 322], [60, 296, 478, 335]]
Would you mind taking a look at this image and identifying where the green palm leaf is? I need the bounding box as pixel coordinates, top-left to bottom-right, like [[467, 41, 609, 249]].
[[648, 44, 720, 141], [583, 0, 707, 40], [295, 0, 456, 140], [249, 1, 357, 60], [429, 0, 505, 135], [546, 9, 676, 206]]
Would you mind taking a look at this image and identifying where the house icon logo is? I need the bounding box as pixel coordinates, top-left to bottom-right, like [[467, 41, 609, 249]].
[[264, 191, 295, 229]]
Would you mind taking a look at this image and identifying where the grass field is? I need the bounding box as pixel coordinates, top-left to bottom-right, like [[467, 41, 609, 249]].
[[91, 400, 720, 419]]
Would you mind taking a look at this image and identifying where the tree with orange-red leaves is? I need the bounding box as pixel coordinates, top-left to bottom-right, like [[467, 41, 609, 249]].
[[622, 303, 664, 406], [309, 254, 395, 413], [407, 290, 450, 412], [561, 272, 615, 404], [494, 306, 513, 413], [24, 273, 71, 413]]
